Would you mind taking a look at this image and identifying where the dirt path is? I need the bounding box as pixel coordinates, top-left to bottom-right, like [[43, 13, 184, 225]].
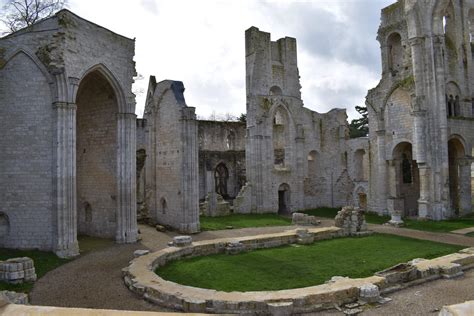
[[29, 221, 474, 313], [368, 223, 474, 247]]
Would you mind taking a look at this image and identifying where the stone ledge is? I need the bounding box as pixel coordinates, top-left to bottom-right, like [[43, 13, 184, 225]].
[[123, 228, 474, 314]]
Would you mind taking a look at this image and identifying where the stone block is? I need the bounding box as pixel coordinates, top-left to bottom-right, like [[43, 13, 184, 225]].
[[292, 213, 320, 226], [172, 236, 192, 247], [133, 250, 150, 258], [358, 284, 380, 303], [0, 290, 28, 305], [226, 241, 245, 255], [267, 302, 294, 316]]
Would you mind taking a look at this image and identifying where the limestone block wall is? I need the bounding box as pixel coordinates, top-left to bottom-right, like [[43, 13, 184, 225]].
[[0, 9, 138, 254], [76, 73, 118, 238], [366, 0, 474, 219], [245, 26, 360, 213], [0, 49, 54, 250], [143, 79, 199, 233]]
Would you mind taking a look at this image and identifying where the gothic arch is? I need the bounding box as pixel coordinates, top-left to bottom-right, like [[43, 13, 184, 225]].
[[76, 63, 129, 113], [214, 162, 229, 198]]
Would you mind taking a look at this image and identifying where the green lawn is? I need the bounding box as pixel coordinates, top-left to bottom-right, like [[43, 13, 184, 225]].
[[0, 249, 70, 293], [200, 213, 291, 231], [302, 207, 390, 225], [156, 234, 462, 292], [466, 232, 474, 237]]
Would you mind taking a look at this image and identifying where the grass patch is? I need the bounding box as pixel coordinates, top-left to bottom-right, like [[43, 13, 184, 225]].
[[156, 234, 461, 292], [466, 232, 474, 237], [403, 217, 474, 233], [200, 214, 291, 231], [0, 249, 70, 293], [301, 208, 390, 225], [301, 207, 339, 218]]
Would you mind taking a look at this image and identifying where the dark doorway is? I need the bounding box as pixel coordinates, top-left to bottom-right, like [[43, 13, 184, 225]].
[[278, 183, 290, 214]]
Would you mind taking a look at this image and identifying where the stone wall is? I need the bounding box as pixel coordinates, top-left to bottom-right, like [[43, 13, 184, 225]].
[[0, 9, 138, 255], [197, 120, 246, 201], [367, 0, 474, 219], [0, 50, 54, 250], [143, 79, 199, 233], [245, 27, 363, 214], [76, 72, 118, 238]]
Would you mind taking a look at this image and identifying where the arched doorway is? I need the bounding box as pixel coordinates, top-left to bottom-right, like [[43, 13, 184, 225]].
[[76, 70, 118, 238], [278, 183, 290, 214], [391, 142, 420, 217], [448, 138, 465, 215], [215, 163, 229, 199]]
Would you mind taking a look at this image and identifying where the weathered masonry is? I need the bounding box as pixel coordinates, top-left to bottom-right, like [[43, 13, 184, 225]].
[[140, 27, 370, 231], [0, 10, 138, 256], [367, 0, 474, 219]]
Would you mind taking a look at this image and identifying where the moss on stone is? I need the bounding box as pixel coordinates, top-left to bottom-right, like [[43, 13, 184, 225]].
[[396, 75, 415, 90], [57, 12, 77, 29], [36, 45, 52, 67], [261, 97, 272, 112]]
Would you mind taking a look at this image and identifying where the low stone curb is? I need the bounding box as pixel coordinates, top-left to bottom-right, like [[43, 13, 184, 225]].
[[123, 228, 474, 314]]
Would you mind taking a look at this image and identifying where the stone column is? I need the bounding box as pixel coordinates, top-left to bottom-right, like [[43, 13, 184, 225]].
[[294, 124, 305, 211], [375, 130, 388, 214], [458, 158, 473, 215], [180, 107, 200, 233], [417, 165, 430, 218], [53, 101, 79, 258], [116, 112, 138, 243]]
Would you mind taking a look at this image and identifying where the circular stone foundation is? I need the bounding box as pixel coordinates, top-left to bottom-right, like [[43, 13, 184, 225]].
[[123, 227, 474, 314]]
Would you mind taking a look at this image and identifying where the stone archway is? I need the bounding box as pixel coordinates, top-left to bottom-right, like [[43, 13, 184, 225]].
[[278, 183, 290, 215], [214, 163, 229, 199], [389, 142, 420, 217], [76, 70, 119, 238]]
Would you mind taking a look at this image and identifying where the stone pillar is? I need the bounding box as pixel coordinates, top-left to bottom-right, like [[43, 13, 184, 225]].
[[417, 164, 430, 218], [53, 102, 79, 258], [375, 130, 388, 214], [294, 124, 305, 211], [116, 112, 138, 243], [458, 158, 473, 215], [180, 107, 200, 233]]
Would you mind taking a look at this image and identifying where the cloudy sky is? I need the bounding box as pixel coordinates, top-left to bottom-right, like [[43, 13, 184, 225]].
[[3, 0, 395, 120]]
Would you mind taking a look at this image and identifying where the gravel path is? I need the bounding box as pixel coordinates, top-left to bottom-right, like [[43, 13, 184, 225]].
[[369, 224, 474, 247], [29, 221, 474, 314], [29, 242, 169, 312]]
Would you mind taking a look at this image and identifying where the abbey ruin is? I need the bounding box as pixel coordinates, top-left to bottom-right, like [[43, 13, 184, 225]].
[[0, 0, 473, 256]]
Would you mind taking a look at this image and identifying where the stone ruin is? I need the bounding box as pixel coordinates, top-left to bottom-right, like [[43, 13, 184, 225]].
[[168, 236, 193, 247], [200, 191, 231, 217], [292, 212, 321, 226], [334, 206, 369, 236], [0, 290, 28, 305], [0, 257, 36, 284]]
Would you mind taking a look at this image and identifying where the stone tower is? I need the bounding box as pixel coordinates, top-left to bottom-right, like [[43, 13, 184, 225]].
[[367, 0, 474, 219], [242, 27, 357, 214]]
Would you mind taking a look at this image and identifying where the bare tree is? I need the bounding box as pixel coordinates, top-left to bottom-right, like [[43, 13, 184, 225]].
[[1, 0, 67, 33]]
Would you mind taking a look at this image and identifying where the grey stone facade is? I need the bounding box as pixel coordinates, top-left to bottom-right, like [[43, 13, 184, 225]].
[[367, 0, 474, 219], [243, 27, 365, 214], [142, 78, 200, 233], [0, 10, 138, 256]]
